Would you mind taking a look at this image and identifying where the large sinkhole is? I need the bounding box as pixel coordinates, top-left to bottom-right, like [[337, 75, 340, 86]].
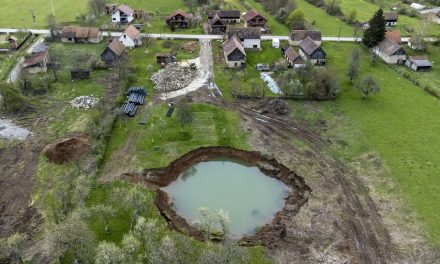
[[162, 156, 290, 237], [135, 147, 311, 245]]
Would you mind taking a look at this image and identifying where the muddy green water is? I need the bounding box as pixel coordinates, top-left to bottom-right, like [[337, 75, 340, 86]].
[[162, 157, 289, 237]]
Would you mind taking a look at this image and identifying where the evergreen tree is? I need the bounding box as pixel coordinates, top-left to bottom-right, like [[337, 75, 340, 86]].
[[363, 9, 386, 48]]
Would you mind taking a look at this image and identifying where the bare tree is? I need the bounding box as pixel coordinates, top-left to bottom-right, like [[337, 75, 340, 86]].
[[0, 233, 27, 264], [95, 241, 124, 264], [347, 49, 360, 83], [114, 185, 153, 229], [89, 0, 108, 16], [177, 99, 193, 130], [356, 75, 380, 98], [48, 44, 63, 81], [47, 14, 57, 38]]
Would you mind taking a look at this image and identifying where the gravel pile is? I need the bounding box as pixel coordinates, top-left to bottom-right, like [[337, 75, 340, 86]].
[[151, 63, 198, 92], [0, 119, 32, 140], [70, 96, 99, 109]]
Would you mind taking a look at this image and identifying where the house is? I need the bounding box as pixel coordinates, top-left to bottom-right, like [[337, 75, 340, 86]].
[[119, 25, 142, 48], [208, 10, 240, 23], [23, 51, 48, 73], [223, 36, 246, 68], [284, 46, 304, 68], [106, 3, 118, 15], [61, 26, 103, 43], [373, 38, 407, 64], [243, 9, 267, 29], [272, 38, 280, 48], [101, 38, 126, 64], [299, 36, 326, 66], [209, 14, 227, 35], [111, 4, 134, 24], [156, 53, 176, 64], [289, 30, 322, 46], [385, 31, 401, 44], [384, 13, 398, 26], [227, 27, 261, 49], [405, 56, 432, 71], [166, 9, 191, 29], [408, 37, 427, 51], [7, 36, 18, 50]]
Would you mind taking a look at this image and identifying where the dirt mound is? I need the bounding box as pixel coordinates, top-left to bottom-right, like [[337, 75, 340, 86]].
[[260, 99, 290, 115], [43, 137, 90, 164]]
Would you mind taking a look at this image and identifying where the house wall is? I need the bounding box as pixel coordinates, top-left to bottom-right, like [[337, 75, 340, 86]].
[[119, 35, 135, 47], [112, 11, 134, 23], [386, 21, 397, 26], [375, 50, 406, 64], [242, 39, 261, 49], [88, 33, 103, 43], [101, 48, 116, 64], [226, 49, 245, 68], [61, 37, 75, 43]]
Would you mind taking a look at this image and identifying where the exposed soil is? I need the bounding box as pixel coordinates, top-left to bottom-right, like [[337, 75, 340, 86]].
[[123, 146, 311, 246], [43, 136, 90, 164]]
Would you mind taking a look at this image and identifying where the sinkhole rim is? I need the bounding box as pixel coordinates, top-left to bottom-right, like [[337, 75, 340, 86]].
[[124, 146, 311, 246]]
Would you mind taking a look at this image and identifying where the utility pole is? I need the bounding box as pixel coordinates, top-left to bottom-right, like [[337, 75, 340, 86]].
[[29, 10, 36, 25]]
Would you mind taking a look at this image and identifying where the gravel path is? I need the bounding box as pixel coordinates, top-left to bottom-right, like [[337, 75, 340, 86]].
[[160, 39, 213, 100]]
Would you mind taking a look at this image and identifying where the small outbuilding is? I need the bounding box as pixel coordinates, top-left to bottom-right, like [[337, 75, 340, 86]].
[[23, 51, 48, 73], [284, 46, 304, 67], [373, 38, 407, 64], [155, 53, 176, 65], [223, 36, 246, 68], [70, 69, 91, 80], [299, 36, 326, 66], [384, 13, 398, 26], [272, 38, 280, 48], [7, 36, 18, 50], [101, 38, 126, 65], [405, 56, 432, 71]]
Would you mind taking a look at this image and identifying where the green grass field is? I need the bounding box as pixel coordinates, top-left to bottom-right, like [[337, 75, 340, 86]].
[[322, 42, 440, 247], [296, 0, 356, 37], [0, 0, 186, 28]]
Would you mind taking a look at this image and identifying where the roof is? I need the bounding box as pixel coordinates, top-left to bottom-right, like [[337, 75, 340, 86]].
[[223, 36, 246, 57], [88, 27, 101, 38], [409, 56, 432, 67], [436, 10, 440, 17], [75, 27, 90, 38], [228, 27, 261, 39], [7, 36, 17, 41], [62, 26, 100, 39], [384, 12, 398, 21], [62, 26, 77, 38], [290, 30, 322, 42], [123, 25, 140, 39], [156, 52, 172, 57], [23, 51, 47, 68], [376, 38, 404, 56], [243, 9, 266, 22], [385, 31, 401, 44], [208, 10, 240, 19], [32, 43, 48, 54], [209, 13, 226, 26], [300, 36, 320, 55], [285, 46, 300, 61], [116, 4, 134, 15], [107, 38, 125, 56], [168, 9, 190, 19]]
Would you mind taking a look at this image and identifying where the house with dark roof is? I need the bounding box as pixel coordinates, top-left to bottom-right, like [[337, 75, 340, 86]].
[[289, 30, 322, 46], [223, 36, 246, 68], [101, 38, 126, 64], [119, 25, 141, 48], [284, 46, 304, 67], [405, 56, 432, 71], [384, 12, 398, 26], [385, 31, 401, 44], [208, 10, 241, 23], [111, 4, 134, 24], [209, 14, 227, 35], [166, 9, 192, 29], [23, 51, 48, 73], [32, 43, 48, 54], [243, 9, 267, 28], [373, 38, 407, 64], [227, 27, 261, 49], [299, 37, 326, 66], [61, 26, 103, 43]]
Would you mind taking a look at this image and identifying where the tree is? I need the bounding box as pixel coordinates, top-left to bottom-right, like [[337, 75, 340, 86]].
[[177, 100, 193, 130], [47, 14, 57, 38], [347, 49, 360, 83], [90, 205, 115, 234], [346, 9, 357, 24], [362, 8, 386, 48], [48, 43, 63, 81], [356, 75, 380, 98], [114, 185, 153, 229], [286, 9, 306, 29], [89, 0, 108, 16], [95, 241, 124, 264], [0, 233, 27, 264], [133, 217, 161, 258], [44, 210, 95, 263], [309, 68, 340, 100]]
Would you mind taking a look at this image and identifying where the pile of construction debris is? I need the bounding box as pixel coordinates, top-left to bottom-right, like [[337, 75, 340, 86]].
[[151, 63, 198, 92], [70, 96, 99, 109], [0, 118, 32, 140]]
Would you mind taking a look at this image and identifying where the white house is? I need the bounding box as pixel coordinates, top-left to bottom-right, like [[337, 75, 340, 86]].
[[227, 27, 261, 50], [373, 38, 407, 64], [112, 4, 134, 24], [119, 25, 141, 48]]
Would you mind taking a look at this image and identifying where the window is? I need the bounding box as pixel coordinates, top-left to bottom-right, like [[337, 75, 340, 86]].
[[113, 18, 116, 21], [253, 45, 258, 49], [123, 34, 126, 38], [234, 62, 237, 66]]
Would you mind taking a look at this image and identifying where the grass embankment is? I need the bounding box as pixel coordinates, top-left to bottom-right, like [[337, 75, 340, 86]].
[[320, 42, 440, 247], [295, 0, 356, 37]]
